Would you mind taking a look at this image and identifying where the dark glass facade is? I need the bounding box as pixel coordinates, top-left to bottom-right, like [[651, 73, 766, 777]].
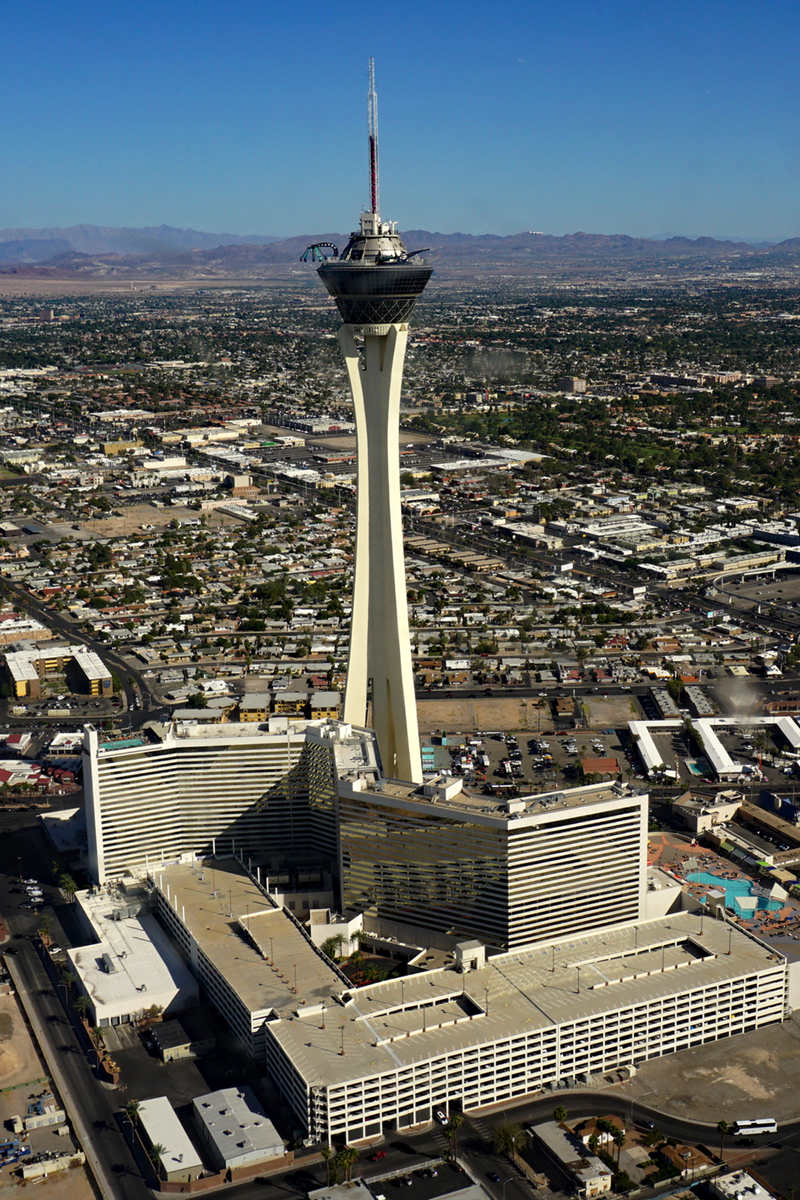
[[338, 794, 508, 945], [337, 791, 646, 950], [317, 263, 433, 326]]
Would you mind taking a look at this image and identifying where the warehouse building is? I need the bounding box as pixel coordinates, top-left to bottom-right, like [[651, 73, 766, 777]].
[[192, 1086, 284, 1171], [138, 1096, 204, 1183]]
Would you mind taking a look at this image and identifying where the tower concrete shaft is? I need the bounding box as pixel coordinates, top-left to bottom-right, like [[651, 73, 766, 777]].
[[339, 323, 422, 783]]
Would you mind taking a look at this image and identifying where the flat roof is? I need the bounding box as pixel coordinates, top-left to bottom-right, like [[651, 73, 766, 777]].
[[193, 1085, 283, 1163], [138, 1096, 204, 1175], [267, 913, 784, 1088], [531, 1120, 611, 1186], [69, 886, 197, 1012], [154, 859, 344, 1019]]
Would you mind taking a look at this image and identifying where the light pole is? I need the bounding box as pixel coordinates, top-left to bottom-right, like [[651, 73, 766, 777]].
[[630, 1085, 657, 1126], [502, 1179, 514, 1200]]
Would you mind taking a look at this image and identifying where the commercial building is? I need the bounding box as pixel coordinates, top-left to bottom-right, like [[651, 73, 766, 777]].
[[710, 1170, 778, 1200], [192, 1086, 284, 1170], [530, 1120, 612, 1197], [67, 883, 198, 1028], [138, 1096, 204, 1183]]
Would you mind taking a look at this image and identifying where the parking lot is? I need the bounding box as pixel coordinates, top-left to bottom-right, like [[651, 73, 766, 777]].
[[422, 723, 635, 795]]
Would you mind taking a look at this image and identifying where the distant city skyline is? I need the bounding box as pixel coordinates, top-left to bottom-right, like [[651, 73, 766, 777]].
[[3, 0, 799, 241]]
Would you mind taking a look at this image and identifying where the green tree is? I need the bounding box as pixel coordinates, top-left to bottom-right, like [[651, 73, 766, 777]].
[[552, 1105, 568, 1124], [59, 969, 77, 1003], [492, 1120, 524, 1156], [447, 1112, 464, 1157], [149, 1143, 166, 1175], [321, 1145, 334, 1186], [75, 994, 90, 1020], [335, 1147, 358, 1182], [59, 873, 78, 902], [124, 1099, 141, 1130]]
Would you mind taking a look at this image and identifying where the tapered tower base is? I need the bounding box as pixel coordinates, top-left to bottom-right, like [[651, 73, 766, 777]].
[[339, 323, 422, 784]]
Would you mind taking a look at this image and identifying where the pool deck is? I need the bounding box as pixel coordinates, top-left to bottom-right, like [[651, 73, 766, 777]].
[[648, 830, 800, 940]]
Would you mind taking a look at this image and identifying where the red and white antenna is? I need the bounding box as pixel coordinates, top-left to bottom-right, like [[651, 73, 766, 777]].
[[368, 58, 379, 217]]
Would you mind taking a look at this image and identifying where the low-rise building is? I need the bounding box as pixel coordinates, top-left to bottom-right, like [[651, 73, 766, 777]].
[[530, 1120, 612, 1197], [192, 1086, 284, 1171], [67, 884, 198, 1028], [710, 1169, 779, 1200], [238, 693, 271, 722], [138, 1096, 204, 1183], [309, 691, 341, 720]]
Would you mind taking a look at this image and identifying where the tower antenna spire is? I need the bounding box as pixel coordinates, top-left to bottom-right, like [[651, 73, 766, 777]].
[[368, 57, 379, 217]]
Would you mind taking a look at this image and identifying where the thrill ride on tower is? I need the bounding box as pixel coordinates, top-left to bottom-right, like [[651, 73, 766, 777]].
[[304, 60, 432, 783]]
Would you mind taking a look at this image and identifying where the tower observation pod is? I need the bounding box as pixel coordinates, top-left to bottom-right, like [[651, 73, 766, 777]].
[[313, 60, 432, 783]]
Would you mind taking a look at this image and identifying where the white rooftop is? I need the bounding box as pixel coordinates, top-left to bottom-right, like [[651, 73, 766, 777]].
[[138, 1097, 203, 1176], [193, 1086, 283, 1166], [68, 886, 197, 1019]]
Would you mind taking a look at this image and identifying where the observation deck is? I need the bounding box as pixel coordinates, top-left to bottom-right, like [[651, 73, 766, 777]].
[[318, 212, 432, 329]]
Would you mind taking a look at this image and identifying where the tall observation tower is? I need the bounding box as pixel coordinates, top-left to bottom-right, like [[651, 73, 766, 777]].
[[311, 60, 432, 783]]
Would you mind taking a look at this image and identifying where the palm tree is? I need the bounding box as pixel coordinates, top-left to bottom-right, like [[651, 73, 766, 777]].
[[552, 1105, 568, 1125], [492, 1120, 524, 1156], [588, 1133, 599, 1155], [59, 970, 77, 1004], [321, 1145, 334, 1186], [124, 1100, 141, 1131], [448, 1112, 464, 1158], [148, 1143, 165, 1176], [612, 1127, 626, 1168], [717, 1119, 730, 1162], [74, 994, 90, 1020], [335, 1147, 357, 1182], [59, 873, 78, 903]]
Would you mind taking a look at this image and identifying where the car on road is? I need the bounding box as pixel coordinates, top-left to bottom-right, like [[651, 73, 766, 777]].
[[488, 1173, 501, 1183], [369, 1151, 388, 1160], [434, 1109, 448, 1125]]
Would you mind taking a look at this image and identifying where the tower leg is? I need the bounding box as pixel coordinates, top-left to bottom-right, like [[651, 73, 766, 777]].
[[339, 324, 422, 784]]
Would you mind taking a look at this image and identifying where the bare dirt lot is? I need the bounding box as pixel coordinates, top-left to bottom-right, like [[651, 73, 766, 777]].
[[416, 696, 547, 734], [583, 694, 642, 728], [47, 502, 251, 542], [620, 1015, 800, 1123], [0, 994, 45, 1091], [0, 993, 93, 1199]]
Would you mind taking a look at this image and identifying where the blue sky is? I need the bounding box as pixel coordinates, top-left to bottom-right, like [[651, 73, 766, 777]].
[[2, 0, 799, 240]]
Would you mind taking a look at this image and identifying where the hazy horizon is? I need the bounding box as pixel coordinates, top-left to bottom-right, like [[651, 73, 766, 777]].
[[3, 0, 800, 242]]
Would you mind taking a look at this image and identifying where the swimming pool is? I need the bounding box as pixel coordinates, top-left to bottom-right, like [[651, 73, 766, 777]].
[[686, 871, 782, 916]]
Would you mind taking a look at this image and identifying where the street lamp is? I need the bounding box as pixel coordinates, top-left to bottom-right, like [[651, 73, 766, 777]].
[[502, 1179, 514, 1200], [630, 1085, 657, 1125]]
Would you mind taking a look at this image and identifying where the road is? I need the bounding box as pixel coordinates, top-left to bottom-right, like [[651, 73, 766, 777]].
[[0, 575, 157, 715], [5, 939, 149, 1200]]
